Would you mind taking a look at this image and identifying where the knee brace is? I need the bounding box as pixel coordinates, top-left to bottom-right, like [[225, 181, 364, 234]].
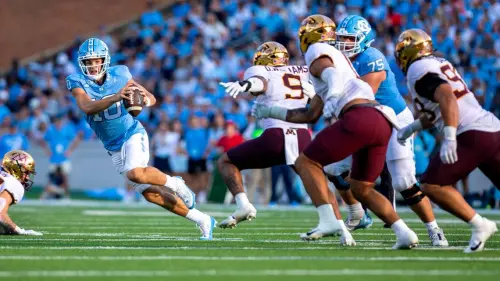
[[400, 184, 426, 205], [327, 171, 350, 191]]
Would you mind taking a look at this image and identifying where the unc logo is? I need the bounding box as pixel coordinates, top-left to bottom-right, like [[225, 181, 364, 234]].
[[357, 20, 371, 32]]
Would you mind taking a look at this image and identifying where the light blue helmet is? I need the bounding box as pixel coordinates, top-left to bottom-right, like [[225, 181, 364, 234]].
[[336, 15, 375, 58], [77, 38, 110, 80]]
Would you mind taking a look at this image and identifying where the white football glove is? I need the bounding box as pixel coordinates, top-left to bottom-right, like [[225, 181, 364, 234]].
[[440, 126, 458, 164], [251, 103, 288, 120], [323, 97, 336, 119], [251, 103, 271, 119], [397, 119, 423, 145], [219, 81, 249, 98], [440, 139, 458, 164], [302, 80, 316, 99], [17, 228, 43, 236]]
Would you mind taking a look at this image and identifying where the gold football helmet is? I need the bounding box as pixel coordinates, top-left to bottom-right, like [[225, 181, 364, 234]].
[[2, 150, 36, 190], [298, 14, 336, 53], [253, 41, 289, 67], [395, 29, 433, 74]]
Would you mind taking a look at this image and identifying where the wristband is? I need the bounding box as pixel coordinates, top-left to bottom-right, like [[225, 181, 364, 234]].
[[443, 126, 457, 140], [268, 106, 288, 121]]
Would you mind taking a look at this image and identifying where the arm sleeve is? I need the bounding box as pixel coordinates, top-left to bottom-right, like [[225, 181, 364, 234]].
[[66, 75, 83, 91], [414, 73, 448, 102], [304, 43, 334, 68]]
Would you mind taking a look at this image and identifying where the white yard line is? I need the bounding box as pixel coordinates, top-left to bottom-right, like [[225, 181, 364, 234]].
[[1, 245, 499, 251], [0, 255, 499, 262], [0, 269, 499, 277]]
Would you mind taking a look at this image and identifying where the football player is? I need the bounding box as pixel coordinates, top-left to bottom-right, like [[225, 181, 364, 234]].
[[253, 15, 418, 249], [395, 29, 500, 253], [322, 15, 448, 246], [217, 42, 350, 237], [0, 150, 42, 235], [66, 38, 216, 240]]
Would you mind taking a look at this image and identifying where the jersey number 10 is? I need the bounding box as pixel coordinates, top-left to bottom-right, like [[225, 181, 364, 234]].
[[91, 95, 122, 121]]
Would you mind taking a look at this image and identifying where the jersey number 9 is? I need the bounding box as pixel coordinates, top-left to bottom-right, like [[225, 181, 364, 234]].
[[283, 74, 304, 100]]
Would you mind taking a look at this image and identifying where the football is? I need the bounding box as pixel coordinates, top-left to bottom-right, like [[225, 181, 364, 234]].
[[123, 84, 144, 117]]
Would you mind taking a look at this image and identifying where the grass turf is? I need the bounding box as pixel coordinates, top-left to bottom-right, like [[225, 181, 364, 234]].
[[1, 201, 500, 281]]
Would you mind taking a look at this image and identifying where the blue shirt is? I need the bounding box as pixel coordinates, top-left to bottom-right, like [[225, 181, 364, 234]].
[[353, 47, 407, 115], [0, 105, 10, 124], [66, 65, 145, 151], [44, 123, 77, 164], [0, 133, 29, 157], [184, 128, 208, 160], [414, 131, 436, 175]]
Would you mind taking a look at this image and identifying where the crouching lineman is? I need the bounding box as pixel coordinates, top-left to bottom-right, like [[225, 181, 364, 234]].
[[0, 150, 42, 235], [395, 29, 499, 253], [253, 15, 418, 249]]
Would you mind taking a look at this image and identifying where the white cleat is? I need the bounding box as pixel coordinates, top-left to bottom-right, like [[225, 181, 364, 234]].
[[464, 218, 498, 253], [171, 176, 196, 209], [219, 204, 257, 229], [392, 230, 419, 249], [340, 230, 356, 246], [300, 224, 342, 241], [429, 227, 449, 247], [199, 216, 217, 240]]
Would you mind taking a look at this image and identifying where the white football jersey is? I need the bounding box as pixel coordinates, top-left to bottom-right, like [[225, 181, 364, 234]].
[[407, 57, 500, 135], [0, 168, 25, 204], [304, 43, 374, 118], [244, 65, 310, 129]]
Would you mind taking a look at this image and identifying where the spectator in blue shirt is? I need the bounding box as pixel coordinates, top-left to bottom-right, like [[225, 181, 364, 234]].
[[141, 1, 164, 27], [184, 115, 209, 192], [0, 121, 29, 158], [0, 90, 10, 124], [40, 115, 82, 197]]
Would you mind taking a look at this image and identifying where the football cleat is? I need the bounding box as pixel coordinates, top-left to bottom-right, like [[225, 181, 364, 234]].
[[392, 229, 419, 249], [199, 216, 217, 241], [219, 204, 257, 229], [429, 227, 449, 247], [300, 224, 342, 241], [345, 213, 373, 231], [172, 176, 196, 209], [464, 218, 498, 253]]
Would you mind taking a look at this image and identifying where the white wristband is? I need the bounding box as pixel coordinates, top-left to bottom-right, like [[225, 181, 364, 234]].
[[443, 126, 457, 140], [268, 106, 288, 121]]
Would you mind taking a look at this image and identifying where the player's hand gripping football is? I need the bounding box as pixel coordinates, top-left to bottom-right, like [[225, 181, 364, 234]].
[[219, 81, 249, 98]]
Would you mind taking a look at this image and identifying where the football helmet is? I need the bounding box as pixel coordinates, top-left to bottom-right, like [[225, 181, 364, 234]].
[[77, 38, 110, 80], [2, 150, 36, 191], [253, 41, 289, 67], [395, 29, 433, 74], [336, 15, 375, 58], [298, 14, 336, 53]]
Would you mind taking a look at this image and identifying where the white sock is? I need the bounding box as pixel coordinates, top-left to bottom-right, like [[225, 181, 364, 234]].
[[391, 219, 410, 234], [468, 213, 483, 228], [424, 220, 439, 233], [185, 208, 209, 225], [317, 204, 337, 225], [164, 175, 177, 192], [347, 203, 364, 220], [235, 193, 250, 209]]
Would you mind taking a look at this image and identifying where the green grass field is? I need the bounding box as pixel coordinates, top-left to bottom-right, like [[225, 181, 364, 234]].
[[1, 201, 500, 281]]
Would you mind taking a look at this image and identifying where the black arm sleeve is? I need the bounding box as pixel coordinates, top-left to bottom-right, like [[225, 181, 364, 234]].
[[414, 73, 448, 102]]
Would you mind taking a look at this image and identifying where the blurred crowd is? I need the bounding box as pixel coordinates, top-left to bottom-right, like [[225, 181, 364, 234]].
[[1, 0, 499, 203]]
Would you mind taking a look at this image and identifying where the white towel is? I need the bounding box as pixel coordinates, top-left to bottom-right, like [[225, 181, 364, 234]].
[[374, 105, 401, 130], [284, 128, 300, 165]]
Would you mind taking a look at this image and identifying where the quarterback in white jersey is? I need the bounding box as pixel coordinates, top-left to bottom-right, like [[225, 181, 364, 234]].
[[253, 15, 418, 249], [218, 42, 313, 228], [396, 29, 500, 253], [0, 150, 42, 236]]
